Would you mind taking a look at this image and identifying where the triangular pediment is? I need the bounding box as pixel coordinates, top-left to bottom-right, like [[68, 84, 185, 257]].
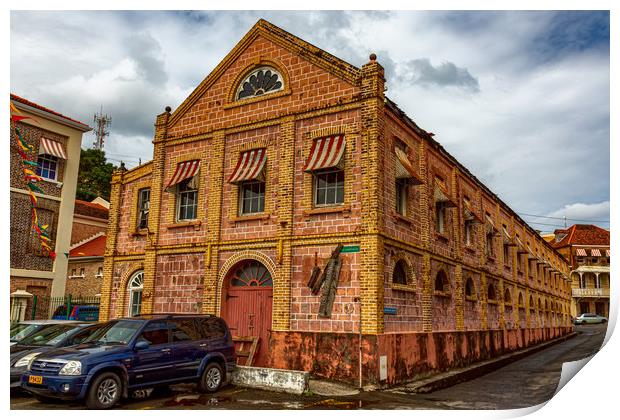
[[167, 19, 362, 129]]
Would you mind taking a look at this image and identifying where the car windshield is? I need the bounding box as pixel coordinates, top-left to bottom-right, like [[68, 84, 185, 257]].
[[82, 320, 142, 345], [10, 324, 43, 342], [17, 324, 82, 346]]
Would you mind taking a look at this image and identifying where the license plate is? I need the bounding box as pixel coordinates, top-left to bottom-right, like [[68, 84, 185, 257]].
[[28, 375, 43, 385]]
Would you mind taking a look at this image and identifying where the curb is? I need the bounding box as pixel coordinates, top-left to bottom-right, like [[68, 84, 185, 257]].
[[393, 331, 579, 394]]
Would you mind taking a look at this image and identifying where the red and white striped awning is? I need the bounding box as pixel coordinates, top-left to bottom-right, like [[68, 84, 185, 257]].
[[165, 160, 200, 191], [485, 214, 499, 234], [39, 137, 67, 159], [590, 249, 601, 257], [394, 147, 423, 184], [576, 248, 587, 257], [606, 249, 610, 257], [229, 148, 267, 184], [304, 135, 346, 172], [434, 179, 457, 207], [463, 198, 483, 223]]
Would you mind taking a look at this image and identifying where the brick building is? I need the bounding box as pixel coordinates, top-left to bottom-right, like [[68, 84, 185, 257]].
[[65, 199, 109, 297], [100, 20, 572, 386], [10, 94, 91, 320], [551, 224, 610, 317]]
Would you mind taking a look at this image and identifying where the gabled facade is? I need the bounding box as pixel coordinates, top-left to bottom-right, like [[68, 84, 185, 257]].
[[10, 94, 92, 321], [552, 224, 610, 317], [100, 19, 572, 386]]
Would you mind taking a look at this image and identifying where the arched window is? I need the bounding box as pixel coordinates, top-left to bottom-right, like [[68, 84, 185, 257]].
[[530, 296, 535, 310], [465, 277, 475, 298], [230, 260, 273, 287], [236, 67, 284, 100], [487, 284, 496, 301], [504, 288, 512, 306], [518, 293, 525, 308], [435, 270, 449, 293], [128, 271, 144, 316], [392, 260, 408, 285]]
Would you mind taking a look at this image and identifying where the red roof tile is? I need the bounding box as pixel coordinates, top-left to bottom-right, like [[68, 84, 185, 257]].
[[74, 200, 109, 220], [70, 234, 106, 258], [552, 224, 609, 247], [10, 93, 90, 127]]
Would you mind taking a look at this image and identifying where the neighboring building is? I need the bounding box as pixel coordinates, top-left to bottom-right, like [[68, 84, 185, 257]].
[[10, 94, 91, 320], [551, 224, 610, 317], [65, 198, 109, 297], [67, 233, 106, 297], [100, 20, 572, 386]]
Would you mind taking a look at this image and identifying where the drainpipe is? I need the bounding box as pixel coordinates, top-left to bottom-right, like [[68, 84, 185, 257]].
[[354, 296, 362, 389]]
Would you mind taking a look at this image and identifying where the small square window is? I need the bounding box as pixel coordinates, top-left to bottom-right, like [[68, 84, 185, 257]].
[[36, 154, 59, 181], [314, 169, 344, 207], [239, 181, 265, 215]]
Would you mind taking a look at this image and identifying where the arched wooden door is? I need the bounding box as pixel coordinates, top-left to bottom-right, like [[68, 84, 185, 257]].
[[221, 260, 273, 367]]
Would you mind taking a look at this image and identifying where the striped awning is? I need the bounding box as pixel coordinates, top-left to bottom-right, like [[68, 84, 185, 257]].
[[485, 214, 499, 234], [606, 249, 610, 257], [463, 198, 483, 223], [527, 246, 538, 260], [304, 135, 346, 172], [165, 160, 200, 191], [502, 226, 516, 246], [229, 148, 267, 184], [590, 249, 601, 257], [576, 248, 587, 257], [434, 179, 457, 207], [39, 137, 67, 159], [394, 147, 423, 184], [516, 236, 529, 254]]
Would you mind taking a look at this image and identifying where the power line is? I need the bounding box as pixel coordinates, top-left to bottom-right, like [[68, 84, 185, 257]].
[[518, 212, 609, 224]]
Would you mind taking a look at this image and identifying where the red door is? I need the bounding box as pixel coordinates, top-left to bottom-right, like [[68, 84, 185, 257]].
[[221, 260, 273, 367]]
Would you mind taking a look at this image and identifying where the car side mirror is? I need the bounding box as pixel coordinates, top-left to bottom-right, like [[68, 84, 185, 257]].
[[134, 340, 149, 351]]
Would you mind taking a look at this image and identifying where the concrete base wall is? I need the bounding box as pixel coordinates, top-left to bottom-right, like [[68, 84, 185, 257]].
[[268, 326, 572, 387], [231, 366, 309, 395]]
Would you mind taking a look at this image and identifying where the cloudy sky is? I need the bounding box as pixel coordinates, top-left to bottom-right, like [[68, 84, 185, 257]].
[[10, 10, 610, 232]]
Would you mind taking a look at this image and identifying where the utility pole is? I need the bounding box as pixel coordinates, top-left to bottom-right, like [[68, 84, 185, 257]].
[[564, 215, 567, 228], [93, 106, 111, 150]]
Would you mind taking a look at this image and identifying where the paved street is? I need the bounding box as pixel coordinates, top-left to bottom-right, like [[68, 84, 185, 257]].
[[10, 324, 606, 410]]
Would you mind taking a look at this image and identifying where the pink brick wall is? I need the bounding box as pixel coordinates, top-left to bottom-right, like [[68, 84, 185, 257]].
[[152, 253, 205, 313]]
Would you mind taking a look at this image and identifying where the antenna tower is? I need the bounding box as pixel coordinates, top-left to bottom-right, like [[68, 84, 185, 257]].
[[93, 106, 111, 150]]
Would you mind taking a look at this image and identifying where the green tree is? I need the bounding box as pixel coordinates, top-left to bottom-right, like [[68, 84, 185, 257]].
[[76, 148, 117, 201]]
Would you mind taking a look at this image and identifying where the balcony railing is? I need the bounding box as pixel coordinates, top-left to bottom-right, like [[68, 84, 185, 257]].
[[572, 288, 610, 298]]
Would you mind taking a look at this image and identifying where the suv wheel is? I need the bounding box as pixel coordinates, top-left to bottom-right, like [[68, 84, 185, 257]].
[[198, 362, 224, 393], [86, 372, 122, 409]]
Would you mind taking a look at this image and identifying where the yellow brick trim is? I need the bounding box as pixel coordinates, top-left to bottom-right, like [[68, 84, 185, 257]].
[[421, 253, 432, 332], [164, 133, 213, 147], [164, 150, 208, 225], [120, 162, 153, 184], [455, 264, 464, 330], [387, 251, 418, 290]]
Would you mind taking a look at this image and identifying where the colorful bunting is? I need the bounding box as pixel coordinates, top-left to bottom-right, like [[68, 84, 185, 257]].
[[11, 101, 55, 259]]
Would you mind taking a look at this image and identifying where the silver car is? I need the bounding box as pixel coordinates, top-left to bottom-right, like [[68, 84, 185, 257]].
[[574, 313, 608, 325]]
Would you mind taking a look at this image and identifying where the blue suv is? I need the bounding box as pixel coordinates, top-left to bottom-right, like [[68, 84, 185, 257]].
[[21, 314, 236, 409]]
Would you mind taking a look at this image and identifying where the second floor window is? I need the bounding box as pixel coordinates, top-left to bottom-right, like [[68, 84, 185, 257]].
[[464, 219, 474, 246], [36, 154, 59, 181], [435, 202, 447, 234], [314, 169, 344, 207], [486, 231, 495, 257], [137, 188, 150, 229], [240, 181, 265, 215], [395, 178, 408, 216], [177, 179, 198, 221], [503, 244, 511, 267]]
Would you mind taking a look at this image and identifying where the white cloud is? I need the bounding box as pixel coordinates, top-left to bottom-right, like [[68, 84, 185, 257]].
[[548, 201, 610, 223]]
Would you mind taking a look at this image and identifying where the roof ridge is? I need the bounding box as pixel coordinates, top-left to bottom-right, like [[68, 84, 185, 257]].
[[70, 231, 106, 250]]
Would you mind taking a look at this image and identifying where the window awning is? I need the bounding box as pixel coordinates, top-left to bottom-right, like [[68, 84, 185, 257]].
[[485, 214, 499, 234], [165, 160, 200, 191], [463, 198, 483, 223], [590, 249, 601, 257], [606, 249, 610, 257], [576, 248, 587, 257], [304, 135, 346, 172], [502, 226, 516, 246], [39, 137, 67, 159], [229, 148, 267, 184], [527, 246, 538, 260], [516, 236, 529, 254], [394, 147, 423, 184], [433, 179, 457, 207]]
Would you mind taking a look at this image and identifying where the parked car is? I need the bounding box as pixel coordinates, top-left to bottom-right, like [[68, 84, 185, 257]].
[[21, 314, 236, 409], [51, 305, 100, 321], [574, 313, 608, 325], [11, 323, 98, 388], [10, 320, 76, 346]]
